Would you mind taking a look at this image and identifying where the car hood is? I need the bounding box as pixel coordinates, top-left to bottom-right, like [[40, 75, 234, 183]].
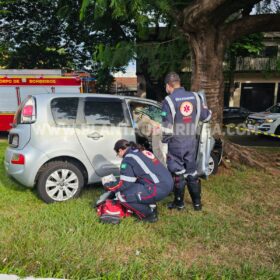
[[248, 112, 280, 119]]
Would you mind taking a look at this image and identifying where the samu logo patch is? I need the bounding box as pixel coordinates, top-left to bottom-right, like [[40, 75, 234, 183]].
[[180, 101, 193, 117], [121, 163, 127, 169], [142, 150, 155, 160]]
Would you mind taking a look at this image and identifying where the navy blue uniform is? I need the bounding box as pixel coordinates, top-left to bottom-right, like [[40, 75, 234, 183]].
[[161, 87, 211, 209], [105, 147, 173, 218]]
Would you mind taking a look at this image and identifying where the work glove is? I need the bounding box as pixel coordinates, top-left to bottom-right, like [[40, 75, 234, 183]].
[[103, 180, 119, 191]]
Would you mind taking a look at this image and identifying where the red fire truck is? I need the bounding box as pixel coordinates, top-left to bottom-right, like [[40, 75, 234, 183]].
[[0, 69, 82, 131]]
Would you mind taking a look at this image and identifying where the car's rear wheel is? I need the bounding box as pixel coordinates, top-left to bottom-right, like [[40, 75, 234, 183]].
[[208, 152, 219, 176], [37, 161, 84, 203]]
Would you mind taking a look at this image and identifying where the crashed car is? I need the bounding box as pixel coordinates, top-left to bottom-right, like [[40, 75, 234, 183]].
[[5, 93, 222, 203]]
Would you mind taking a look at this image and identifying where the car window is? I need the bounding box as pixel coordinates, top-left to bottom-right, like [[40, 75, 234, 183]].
[[51, 98, 79, 125], [84, 100, 127, 126], [130, 102, 162, 123]]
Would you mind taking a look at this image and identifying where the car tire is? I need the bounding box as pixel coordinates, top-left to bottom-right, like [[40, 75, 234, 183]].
[[37, 161, 84, 203], [275, 126, 280, 135], [208, 152, 219, 176]]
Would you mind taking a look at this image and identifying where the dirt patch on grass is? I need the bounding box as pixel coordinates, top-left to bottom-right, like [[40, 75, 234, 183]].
[[216, 240, 279, 268], [164, 243, 213, 267]]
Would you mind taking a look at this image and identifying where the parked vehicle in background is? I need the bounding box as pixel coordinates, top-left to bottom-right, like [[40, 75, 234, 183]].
[[246, 103, 280, 135], [0, 69, 82, 132], [223, 107, 252, 124], [5, 94, 222, 203]]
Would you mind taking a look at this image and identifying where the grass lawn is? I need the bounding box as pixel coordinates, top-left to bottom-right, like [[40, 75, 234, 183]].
[[0, 141, 279, 279]]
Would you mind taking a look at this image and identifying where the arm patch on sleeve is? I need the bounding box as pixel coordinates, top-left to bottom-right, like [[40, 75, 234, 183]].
[[121, 163, 127, 170], [161, 111, 167, 117]]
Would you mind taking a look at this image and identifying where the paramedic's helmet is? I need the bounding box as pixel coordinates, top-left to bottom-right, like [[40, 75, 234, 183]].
[[114, 139, 129, 153]]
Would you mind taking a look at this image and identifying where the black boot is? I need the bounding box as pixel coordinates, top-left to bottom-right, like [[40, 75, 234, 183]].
[[168, 175, 185, 210], [186, 176, 202, 211], [142, 205, 158, 223]]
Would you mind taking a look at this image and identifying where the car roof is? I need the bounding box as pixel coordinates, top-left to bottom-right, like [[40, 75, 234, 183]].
[[30, 93, 160, 105]]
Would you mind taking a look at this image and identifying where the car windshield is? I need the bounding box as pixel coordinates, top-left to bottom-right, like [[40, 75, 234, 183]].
[[266, 105, 280, 113]]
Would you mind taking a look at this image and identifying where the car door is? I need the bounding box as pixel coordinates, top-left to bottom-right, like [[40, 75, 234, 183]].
[[125, 99, 162, 148], [75, 97, 136, 177]]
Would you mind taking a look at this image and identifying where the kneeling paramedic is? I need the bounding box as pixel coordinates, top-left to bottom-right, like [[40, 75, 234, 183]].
[[103, 139, 173, 222], [161, 72, 212, 211]]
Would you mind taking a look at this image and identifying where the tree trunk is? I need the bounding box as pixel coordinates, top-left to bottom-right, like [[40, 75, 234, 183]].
[[172, 0, 280, 172], [187, 30, 279, 173], [188, 30, 225, 126], [139, 59, 166, 101]]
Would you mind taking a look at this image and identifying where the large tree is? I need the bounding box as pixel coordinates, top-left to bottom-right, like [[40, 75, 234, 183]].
[[169, 0, 280, 168], [82, 0, 280, 122], [81, 0, 280, 169]]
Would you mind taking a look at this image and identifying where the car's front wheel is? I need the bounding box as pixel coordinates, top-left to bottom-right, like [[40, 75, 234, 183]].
[[207, 152, 219, 176], [37, 161, 84, 203]]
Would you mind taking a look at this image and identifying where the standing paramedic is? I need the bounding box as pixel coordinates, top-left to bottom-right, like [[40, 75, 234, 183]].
[[161, 72, 212, 211], [103, 139, 173, 222]]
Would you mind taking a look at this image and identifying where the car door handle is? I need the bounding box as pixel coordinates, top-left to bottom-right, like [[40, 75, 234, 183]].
[[87, 132, 103, 140]]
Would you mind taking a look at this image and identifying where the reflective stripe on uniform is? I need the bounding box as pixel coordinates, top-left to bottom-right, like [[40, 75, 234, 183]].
[[165, 96, 176, 123], [137, 193, 142, 201], [120, 175, 137, 182], [125, 154, 160, 184], [161, 126, 173, 134], [203, 109, 212, 122], [183, 171, 198, 178], [116, 192, 126, 202], [192, 92, 201, 130], [175, 169, 186, 175]]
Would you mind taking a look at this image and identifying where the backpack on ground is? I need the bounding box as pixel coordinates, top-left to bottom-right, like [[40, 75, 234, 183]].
[[96, 192, 132, 224]]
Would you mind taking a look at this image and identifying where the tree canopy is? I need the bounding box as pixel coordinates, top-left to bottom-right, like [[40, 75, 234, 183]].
[[0, 0, 100, 69], [1, 0, 279, 103]]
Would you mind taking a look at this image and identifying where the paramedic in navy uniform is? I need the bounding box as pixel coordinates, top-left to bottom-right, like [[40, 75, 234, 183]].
[[161, 72, 212, 211], [104, 139, 173, 222]]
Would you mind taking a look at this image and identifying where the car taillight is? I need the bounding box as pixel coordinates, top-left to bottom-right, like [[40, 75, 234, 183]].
[[21, 97, 36, 123], [11, 153, 25, 165], [22, 105, 33, 116]]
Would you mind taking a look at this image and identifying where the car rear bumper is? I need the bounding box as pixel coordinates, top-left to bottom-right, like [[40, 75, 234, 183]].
[[4, 144, 49, 187]]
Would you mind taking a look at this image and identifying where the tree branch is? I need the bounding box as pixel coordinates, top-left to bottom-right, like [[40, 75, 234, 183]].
[[223, 14, 280, 46], [210, 0, 262, 25], [181, 0, 228, 31]]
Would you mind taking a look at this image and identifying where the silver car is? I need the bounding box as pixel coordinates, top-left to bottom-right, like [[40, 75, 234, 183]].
[[5, 93, 222, 203], [4, 94, 165, 203]]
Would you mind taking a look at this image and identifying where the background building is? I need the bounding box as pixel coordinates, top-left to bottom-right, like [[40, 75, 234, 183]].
[[112, 70, 137, 96], [229, 32, 280, 112]]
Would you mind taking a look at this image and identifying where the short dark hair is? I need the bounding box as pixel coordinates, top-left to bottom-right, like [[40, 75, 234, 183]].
[[164, 72, 181, 85], [114, 139, 129, 152], [114, 139, 143, 152]]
